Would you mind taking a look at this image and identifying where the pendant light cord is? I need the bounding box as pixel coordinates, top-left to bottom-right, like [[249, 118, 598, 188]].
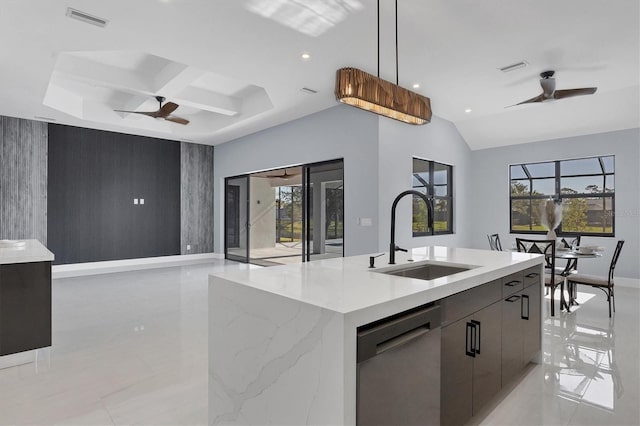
[[378, 0, 400, 85], [377, 0, 380, 77], [395, 0, 398, 85]]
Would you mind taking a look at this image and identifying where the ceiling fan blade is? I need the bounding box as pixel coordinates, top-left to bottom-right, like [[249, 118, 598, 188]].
[[553, 87, 597, 99], [505, 93, 544, 108], [114, 109, 160, 118], [164, 116, 189, 125], [160, 102, 179, 117]]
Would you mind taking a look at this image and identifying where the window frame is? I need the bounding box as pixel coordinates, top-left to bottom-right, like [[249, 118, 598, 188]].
[[412, 157, 454, 237], [509, 155, 615, 237]]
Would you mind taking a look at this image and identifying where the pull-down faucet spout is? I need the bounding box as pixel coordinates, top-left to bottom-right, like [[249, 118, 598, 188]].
[[389, 190, 434, 264]]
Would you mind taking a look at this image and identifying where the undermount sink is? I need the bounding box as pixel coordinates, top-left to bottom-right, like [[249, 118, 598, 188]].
[[377, 262, 473, 281]]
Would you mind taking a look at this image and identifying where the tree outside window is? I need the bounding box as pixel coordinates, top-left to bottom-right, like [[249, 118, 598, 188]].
[[412, 158, 453, 236], [509, 156, 614, 236]]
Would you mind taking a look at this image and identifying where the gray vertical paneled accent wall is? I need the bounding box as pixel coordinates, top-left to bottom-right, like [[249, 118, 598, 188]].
[[0, 117, 48, 243], [48, 124, 181, 264], [180, 142, 214, 254]]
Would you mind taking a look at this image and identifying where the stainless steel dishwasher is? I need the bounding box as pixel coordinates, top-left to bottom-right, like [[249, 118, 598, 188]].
[[357, 303, 441, 426]]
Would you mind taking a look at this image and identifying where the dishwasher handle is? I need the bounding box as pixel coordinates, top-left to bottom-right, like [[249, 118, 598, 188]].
[[357, 304, 441, 363]]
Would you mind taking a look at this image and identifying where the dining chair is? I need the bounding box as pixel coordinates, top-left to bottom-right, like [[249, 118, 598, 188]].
[[487, 233, 503, 251], [559, 236, 581, 300], [568, 240, 625, 317], [516, 238, 559, 316]]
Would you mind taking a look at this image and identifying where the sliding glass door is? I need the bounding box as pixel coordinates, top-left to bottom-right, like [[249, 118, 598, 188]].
[[224, 160, 344, 265], [304, 160, 344, 261], [224, 175, 249, 263]]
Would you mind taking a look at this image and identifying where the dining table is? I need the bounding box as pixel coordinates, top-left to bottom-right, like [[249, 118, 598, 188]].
[[510, 243, 603, 313], [555, 249, 602, 312]]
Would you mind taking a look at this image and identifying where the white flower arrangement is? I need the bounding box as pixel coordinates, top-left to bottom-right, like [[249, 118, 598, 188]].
[[540, 199, 562, 239]]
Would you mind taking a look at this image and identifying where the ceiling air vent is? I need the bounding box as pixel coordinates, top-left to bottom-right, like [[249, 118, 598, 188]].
[[300, 87, 318, 95], [499, 61, 528, 73], [66, 8, 108, 28]]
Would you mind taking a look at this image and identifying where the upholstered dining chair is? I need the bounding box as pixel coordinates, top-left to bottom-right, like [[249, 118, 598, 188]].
[[487, 233, 503, 251], [568, 240, 625, 317], [559, 236, 581, 300], [516, 238, 559, 316]]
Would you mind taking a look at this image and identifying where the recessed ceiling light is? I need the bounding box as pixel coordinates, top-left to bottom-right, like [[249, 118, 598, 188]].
[[412, 83, 420, 89], [301, 52, 311, 60], [464, 108, 472, 113]]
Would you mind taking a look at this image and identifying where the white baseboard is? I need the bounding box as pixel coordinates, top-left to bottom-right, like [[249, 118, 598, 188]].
[[0, 348, 50, 370], [53, 253, 224, 279], [615, 277, 640, 289]]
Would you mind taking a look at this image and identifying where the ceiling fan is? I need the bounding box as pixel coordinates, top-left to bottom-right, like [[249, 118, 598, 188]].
[[114, 96, 189, 125], [266, 168, 298, 180], [508, 70, 597, 107]]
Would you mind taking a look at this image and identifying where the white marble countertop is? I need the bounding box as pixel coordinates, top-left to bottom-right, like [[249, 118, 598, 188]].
[[211, 246, 542, 318], [0, 239, 54, 265]]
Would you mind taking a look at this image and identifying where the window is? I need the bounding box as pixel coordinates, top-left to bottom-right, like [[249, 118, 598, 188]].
[[412, 158, 453, 236], [510, 155, 614, 236]]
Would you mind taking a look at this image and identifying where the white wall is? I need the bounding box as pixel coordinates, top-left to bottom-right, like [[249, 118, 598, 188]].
[[377, 116, 473, 252], [214, 105, 380, 256], [215, 106, 473, 258], [469, 128, 640, 280]]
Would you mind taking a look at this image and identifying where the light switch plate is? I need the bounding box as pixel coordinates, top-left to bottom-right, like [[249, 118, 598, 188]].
[[134, 198, 139, 205], [140, 199, 144, 205], [360, 217, 372, 226]]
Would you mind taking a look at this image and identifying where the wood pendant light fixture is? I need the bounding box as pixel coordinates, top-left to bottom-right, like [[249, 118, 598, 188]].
[[335, 0, 432, 125]]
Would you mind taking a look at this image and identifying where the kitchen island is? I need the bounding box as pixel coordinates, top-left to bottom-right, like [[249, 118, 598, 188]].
[[0, 239, 54, 368], [209, 246, 543, 425]]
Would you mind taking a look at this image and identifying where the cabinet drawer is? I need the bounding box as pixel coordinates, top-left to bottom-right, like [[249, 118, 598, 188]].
[[502, 272, 524, 297], [523, 266, 542, 288], [440, 279, 502, 326]]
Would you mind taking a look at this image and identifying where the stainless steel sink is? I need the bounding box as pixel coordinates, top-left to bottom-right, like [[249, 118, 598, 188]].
[[378, 263, 472, 281]]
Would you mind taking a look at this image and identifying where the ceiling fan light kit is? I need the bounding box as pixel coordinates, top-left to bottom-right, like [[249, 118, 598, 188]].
[[334, 0, 432, 125], [335, 67, 431, 124]]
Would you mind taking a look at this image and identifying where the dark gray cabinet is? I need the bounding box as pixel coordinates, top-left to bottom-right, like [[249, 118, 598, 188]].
[[441, 315, 473, 425], [502, 266, 542, 386], [471, 302, 502, 414], [522, 282, 541, 363], [0, 261, 51, 356], [522, 268, 542, 364], [501, 291, 525, 384], [440, 279, 502, 426], [440, 266, 542, 425]]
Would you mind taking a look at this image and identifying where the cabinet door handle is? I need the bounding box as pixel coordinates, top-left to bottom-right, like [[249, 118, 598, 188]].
[[504, 280, 520, 287], [465, 322, 476, 358], [521, 294, 530, 320], [505, 295, 520, 302], [471, 320, 481, 355], [525, 272, 539, 278]]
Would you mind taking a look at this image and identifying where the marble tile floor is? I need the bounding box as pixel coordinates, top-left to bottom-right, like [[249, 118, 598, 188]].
[[476, 287, 640, 426], [0, 259, 638, 425]]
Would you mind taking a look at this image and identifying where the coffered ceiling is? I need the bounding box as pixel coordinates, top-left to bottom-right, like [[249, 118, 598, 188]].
[[0, 0, 638, 149]]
